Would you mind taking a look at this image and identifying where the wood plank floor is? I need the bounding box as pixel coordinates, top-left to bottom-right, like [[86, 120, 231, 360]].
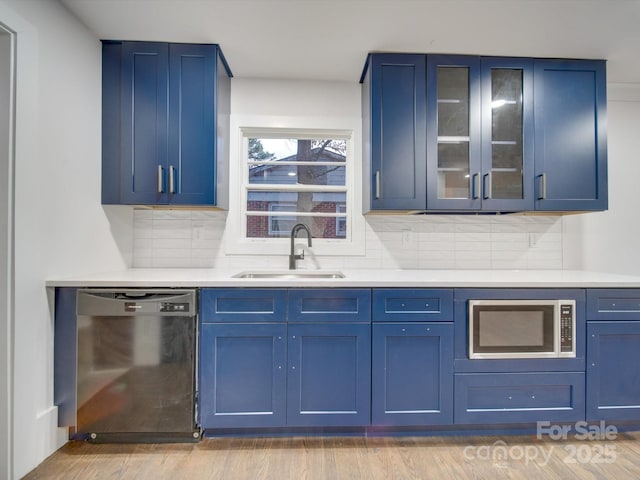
[[22, 431, 640, 480]]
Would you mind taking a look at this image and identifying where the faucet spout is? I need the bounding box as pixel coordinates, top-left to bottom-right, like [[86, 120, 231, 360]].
[[289, 223, 312, 270]]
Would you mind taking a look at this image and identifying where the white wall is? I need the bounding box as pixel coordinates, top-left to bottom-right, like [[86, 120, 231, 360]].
[[0, 0, 132, 477], [563, 84, 640, 274]]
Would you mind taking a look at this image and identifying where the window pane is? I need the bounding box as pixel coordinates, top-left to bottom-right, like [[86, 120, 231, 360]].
[[248, 138, 346, 163], [249, 164, 346, 186], [247, 216, 346, 239], [247, 191, 346, 213]]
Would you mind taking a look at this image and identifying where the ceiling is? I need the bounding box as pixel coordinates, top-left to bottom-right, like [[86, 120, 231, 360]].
[[60, 0, 640, 84]]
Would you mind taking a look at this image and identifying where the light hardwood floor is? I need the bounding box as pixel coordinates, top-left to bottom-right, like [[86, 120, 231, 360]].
[[22, 432, 640, 480]]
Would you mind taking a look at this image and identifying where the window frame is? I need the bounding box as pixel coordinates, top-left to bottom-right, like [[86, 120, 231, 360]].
[[226, 125, 365, 257]]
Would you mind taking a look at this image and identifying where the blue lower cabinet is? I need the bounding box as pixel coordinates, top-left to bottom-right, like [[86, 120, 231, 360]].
[[587, 322, 640, 421], [372, 323, 453, 426], [454, 372, 585, 424], [199, 323, 287, 428], [287, 323, 371, 426]]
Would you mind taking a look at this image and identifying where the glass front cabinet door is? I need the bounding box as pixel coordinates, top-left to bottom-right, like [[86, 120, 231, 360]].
[[426, 55, 533, 211], [480, 57, 534, 211], [427, 55, 481, 210]]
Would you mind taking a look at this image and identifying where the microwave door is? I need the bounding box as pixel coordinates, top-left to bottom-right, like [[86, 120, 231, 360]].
[[469, 302, 556, 359]]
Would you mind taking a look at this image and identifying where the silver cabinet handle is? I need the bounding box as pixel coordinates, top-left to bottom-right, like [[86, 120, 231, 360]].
[[483, 172, 492, 200], [157, 165, 164, 193], [537, 173, 547, 200], [375, 171, 381, 199], [169, 165, 176, 194], [471, 173, 480, 200]]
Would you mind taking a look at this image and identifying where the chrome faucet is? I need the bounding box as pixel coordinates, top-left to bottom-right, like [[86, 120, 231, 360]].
[[289, 223, 312, 270]]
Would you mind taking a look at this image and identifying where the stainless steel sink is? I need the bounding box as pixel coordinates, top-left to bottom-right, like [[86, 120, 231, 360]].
[[233, 270, 345, 279]]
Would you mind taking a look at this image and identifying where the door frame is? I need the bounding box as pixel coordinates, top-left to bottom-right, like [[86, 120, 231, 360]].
[[0, 21, 16, 480]]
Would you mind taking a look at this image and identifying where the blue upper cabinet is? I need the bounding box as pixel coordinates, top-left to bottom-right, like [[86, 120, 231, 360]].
[[361, 54, 427, 211], [533, 59, 607, 211], [361, 53, 607, 213], [102, 41, 232, 206]]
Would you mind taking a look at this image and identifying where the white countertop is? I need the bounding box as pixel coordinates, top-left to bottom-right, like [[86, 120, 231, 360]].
[[45, 268, 640, 288]]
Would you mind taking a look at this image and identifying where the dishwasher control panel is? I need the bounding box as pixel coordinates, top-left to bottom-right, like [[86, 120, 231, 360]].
[[160, 302, 190, 313], [77, 289, 196, 317]]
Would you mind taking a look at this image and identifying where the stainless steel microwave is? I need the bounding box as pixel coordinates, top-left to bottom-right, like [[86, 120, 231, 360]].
[[468, 299, 576, 359]]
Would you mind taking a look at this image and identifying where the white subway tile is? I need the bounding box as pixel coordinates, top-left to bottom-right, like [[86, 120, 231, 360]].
[[419, 250, 455, 261], [152, 238, 191, 250], [153, 248, 192, 259], [153, 210, 192, 220], [133, 257, 153, 268], [454, 223, 490, 234], [344, 256, 379, 269], [131, 208, 566, 271], [492, 258, 529, 270], [418, 258, 456, 269], [133, 238, 153, 249], [455, 258, 492, 269], [133, 209, 154, 220], [152, 258, 191, 268], [188, 257, 216, 268], [491, 241, 529, 252]]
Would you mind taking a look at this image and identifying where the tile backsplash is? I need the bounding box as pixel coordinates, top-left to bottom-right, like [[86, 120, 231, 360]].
[[133, 209, 563, 270]]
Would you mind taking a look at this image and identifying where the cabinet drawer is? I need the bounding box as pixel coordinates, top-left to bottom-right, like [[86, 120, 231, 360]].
[[455, 372, 585, 424], [200, 289, 287, 323], [373, 289, 453, 322], [288, 289, 371, 323], [587, 289, 640, 320]]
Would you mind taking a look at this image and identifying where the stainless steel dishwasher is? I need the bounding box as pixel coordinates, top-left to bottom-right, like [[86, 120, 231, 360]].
[[75, 289, 199, 442]]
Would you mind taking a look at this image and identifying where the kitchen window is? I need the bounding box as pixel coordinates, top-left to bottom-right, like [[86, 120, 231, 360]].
[[228, 127, 363, 256]]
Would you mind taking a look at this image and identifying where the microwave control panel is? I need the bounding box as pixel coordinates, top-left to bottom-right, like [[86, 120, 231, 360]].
[[559, 303, 574, 353]]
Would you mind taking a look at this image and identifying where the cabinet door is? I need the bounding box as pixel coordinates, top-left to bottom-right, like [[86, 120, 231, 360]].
[[168, 44, 216, 205], [426, 55, 481, 210], [480, 57, 534, 211], [199, 323, 287, 428], [372, 323, 453, 426], [287, 323, 371, 426], [120, 42, 169, 204], [367, 54, 427, 210], [587, 322, 640, 421], [534, 59, 607, 211]]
